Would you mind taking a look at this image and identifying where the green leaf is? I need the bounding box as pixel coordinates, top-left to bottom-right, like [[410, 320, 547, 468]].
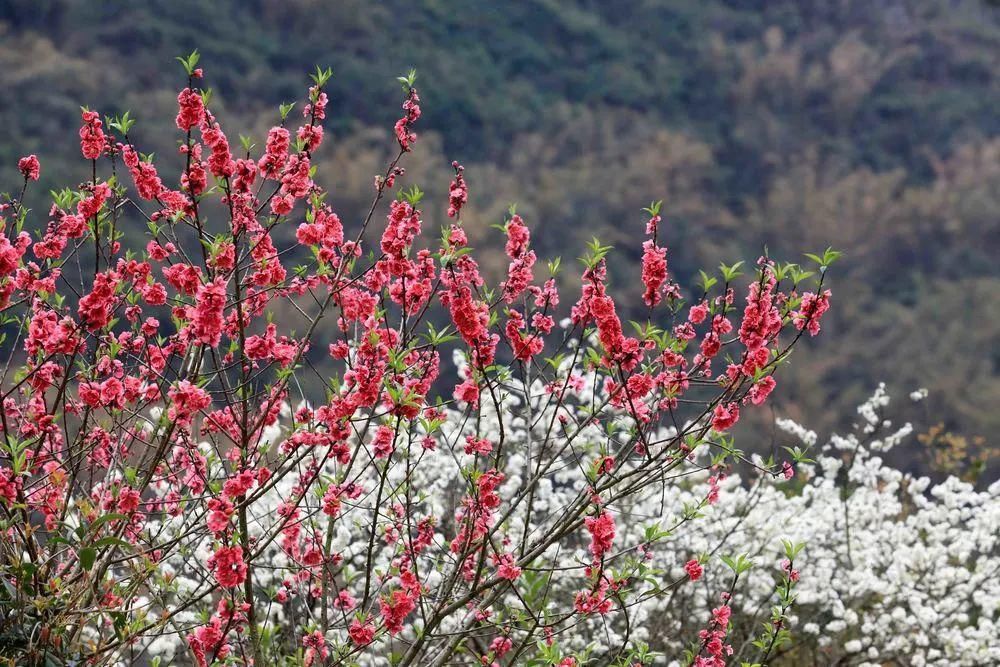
[[721, 553, 753, 575], [176, 49, 200, 76], [400, 185, 424, 205], [88, 513, 128, 533], [719, 261, 745, 282], [642, 199, 662, 217], [79, 547, 97, 571], [92, 536, 133, 550], [310, 65, 334, 88], [397, 68, 418, 89]]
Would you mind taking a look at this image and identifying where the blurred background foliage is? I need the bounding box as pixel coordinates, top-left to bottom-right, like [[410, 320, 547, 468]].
[[0, 0, 996, 477]]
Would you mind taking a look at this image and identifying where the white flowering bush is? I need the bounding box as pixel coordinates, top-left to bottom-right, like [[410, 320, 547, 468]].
[[138, 372, 998, 667]]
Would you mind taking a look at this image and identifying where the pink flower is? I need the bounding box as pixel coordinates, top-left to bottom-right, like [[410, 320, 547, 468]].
[[711, 402, 740, 432], [201, 112, 236, 178], [492, 552, 522, 581], [279, 153, 312, 198], [380, 588, 417, 635], [709, 472, 727, 505], [303, 86, 328, 121], [490, 636, 513, 657], [380, 199, 422, 269], [191, 277, 227, 346], [222, 470, 256, 500], [207, 498, 234, 534], [302, 630, 328, 666], [447, 162, 467, 218], [780, 557, 801, 583], [453, 377, 480, 407], [168, 380, 211, 425], [689, 301, 709, 324], [258, 126, 290, 178], [175, 87, 205, 130], [117, 486, 141, 515], [186, 617, 226, 667], [692, 599, 734, 665], [121, 145, 165, 200], [79, 110, 105, 160], [78, 181, 111, 220], [0, 232, 31, 277], [209, 545, 247, 588], [712, 604, 732, 628], [394, 87, 421, 151], [348, 618, 375, 646], [78, 271, 119, 331], [585, 511, 616, 561], [685, 558, 704, 581], [505, 311, 544, 361], [445, 281, 498, 368], [146, 240, 174, 261], [0, 467, 19, 506], [297, 123, 324, 150], [574, 574, 614, 615], [464, 435, 493, 456], [580, 275, 643, 371], [334, 589, 356, 611], [793, 289, 832, 336], [17, 155, 40, 181], [739, 269, 782, 375], [163, 263, 202, 295], [270, 193, 294, 215], [372, 424, 395, 459], [641, 239, 669, 307], [700, 331, 722, 358], [748, 375, 776, 405], [501, 214, 535, 302]]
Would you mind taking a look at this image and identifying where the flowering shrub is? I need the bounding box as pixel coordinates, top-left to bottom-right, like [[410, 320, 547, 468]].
[[0, 51, 934, 667]]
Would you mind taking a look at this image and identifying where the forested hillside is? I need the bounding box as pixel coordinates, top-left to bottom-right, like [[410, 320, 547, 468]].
[[1, 0, 997, 476]]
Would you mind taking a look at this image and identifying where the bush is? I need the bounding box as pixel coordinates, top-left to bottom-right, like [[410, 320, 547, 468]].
[[0, 53, 920, 667]]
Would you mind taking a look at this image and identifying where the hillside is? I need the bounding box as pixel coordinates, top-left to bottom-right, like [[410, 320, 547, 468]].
[[1, 0, 997, 477]]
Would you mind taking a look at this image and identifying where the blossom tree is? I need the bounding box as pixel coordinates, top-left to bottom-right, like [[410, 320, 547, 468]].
[[0, 53, 863, 666]]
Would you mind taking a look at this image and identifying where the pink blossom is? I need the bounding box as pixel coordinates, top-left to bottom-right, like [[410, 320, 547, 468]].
[[447, 162, 467, 218], [641, 239, 669, 307], [394, 87, 421, 151], [190, 277, 227, 346], [493, 551, 522, 581], [372, 424, 395, 459], [209, 545, 247, 588], [453, 377, 480, 407], [748, 375, 777, 405], [585, 511, 616, 561], [794, 289, 832, 336], [258, 126, 290, 178], [685, 558, 704, 581], [175, 87, 205, 130], [464, 435, 493, 456], [348, 618, 375, 646], [17, 155, 40, 181], [689, 301, 709, 324], [168, 380, 211, 425], [380, 588, 417, 635], [711, 402, 740, 432], [79, 110, 105, 159]]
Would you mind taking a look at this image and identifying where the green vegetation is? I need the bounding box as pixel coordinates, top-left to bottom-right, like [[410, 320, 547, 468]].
[[1, 0, 996, 473]]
